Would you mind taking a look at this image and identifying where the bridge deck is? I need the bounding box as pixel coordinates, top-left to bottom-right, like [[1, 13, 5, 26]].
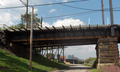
[[1, 24, 120, 48]]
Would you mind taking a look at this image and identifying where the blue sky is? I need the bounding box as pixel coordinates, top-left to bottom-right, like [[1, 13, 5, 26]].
[[0, 0, 120, 59]]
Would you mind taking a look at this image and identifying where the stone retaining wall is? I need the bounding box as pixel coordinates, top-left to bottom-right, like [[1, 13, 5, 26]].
[[96, 37, 119, 69]]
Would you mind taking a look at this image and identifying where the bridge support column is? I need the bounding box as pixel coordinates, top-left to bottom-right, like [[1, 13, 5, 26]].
[[63, 46, 64, 63], [57, 46, 60, 62], [52, 47, 54, 60], [47, 47, 48, 59], [42, 47, 43, 56], [96, 37, 119, 69]]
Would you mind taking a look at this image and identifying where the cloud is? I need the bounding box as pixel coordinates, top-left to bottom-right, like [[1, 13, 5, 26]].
[[65, 45, 96, 59], [49, 9, 56, 13], [0, 12, 11, 25], [41, 18, 84, 28], [0, 0, 42, 27], [53, 18, 84, 27], [63, 0, 68, 2], [0, 0, 44, 7], [42, 22, 52, 27], [29, 8, 38, 13]]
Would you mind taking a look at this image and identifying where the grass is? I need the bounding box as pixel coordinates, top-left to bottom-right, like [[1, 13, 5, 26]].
[[83, 63, 99, 72], [0, 48, 68, 72], [91, 67, 105, 72], [91, 68, 98, 72], [83, 63, 92, 67], [100, 69, 105, 72]]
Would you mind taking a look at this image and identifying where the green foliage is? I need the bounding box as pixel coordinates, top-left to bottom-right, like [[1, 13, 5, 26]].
[[92, 68, 105, 72], [8, 23, 25, 30], [5, 12, 40, 30], [84, 57, 96, 64], [16, 23, 25, 29], [100, 69, 105, 72], [92, 68, 98, 72], [8, 25, 17, 30], [46, 53, 55, 58], [83, 64, 92, 67], [0, 28, 2, 31], [21, 13, 40, 28], [77, 61, 81, 64], [0, 48, 68, 72]]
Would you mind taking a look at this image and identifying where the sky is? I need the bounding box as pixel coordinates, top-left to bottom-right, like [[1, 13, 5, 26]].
[[0, 0, 120, 59]]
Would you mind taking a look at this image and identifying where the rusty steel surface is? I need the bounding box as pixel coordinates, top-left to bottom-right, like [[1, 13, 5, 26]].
[[1, 24, 120, 49]]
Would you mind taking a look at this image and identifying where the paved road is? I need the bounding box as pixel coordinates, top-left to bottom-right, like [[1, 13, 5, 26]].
[[51, 64, 92, 72]]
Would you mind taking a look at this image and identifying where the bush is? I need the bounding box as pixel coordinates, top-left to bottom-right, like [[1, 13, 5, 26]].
[[76, 61, 81, 64], [85, 57, 96, 64]]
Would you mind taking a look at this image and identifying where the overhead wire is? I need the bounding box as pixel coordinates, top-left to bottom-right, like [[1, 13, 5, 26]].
[[59, 4, 120, 11], [0, 0, 120, 21], [1, 0, 23, 14], [59, 4, 96, 10], [43, 11, 99, 21], [0, 6, 26, 9], [19, 0, 27, 6], [0, 0, 88, 9], [43, 7, 120, 20], [43, 9, 102, 19], [32, 0, 88, 7]]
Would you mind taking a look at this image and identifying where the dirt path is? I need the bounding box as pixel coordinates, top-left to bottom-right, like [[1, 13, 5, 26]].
[[51, 64, 92, 72]]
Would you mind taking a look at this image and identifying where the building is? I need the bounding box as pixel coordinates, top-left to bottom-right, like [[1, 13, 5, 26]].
[[68, 54, 74, 59]]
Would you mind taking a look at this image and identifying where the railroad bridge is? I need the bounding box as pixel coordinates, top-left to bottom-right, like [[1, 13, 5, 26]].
[[0, 24, 120, 68]]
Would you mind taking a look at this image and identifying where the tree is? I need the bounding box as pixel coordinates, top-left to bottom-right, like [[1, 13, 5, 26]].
[[5, 13, 40, 30], [21, 13, 40, 28], [46, 53, 55, 58], [8, 25, 17, 30], [7, 23, 25, 30], [17, 23, 25, 29], [84, 57, 96, 64], [0, 28, 2, 31]]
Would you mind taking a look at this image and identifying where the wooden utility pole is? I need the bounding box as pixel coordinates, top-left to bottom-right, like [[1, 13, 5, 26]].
[[109, 0, 114, 25], [101, 0, 105, 25], [29, 6, 33, 71], [40, 17, 43, 28], [26, 0, 28, 28], [109, 0, 114, 36]]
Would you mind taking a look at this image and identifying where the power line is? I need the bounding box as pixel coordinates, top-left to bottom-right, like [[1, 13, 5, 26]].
[[0, 6, 26, 9], [0, 0, 88, 9], [43, 9, 102, 19], [31, 0, 88, 7], [60, 4, 96, 10], [60, 4, 120, 11], [43, 7, 120, 20], [1, 0, 22, 14], [19, 0, 27, 6], [43, 11, 98, 21]]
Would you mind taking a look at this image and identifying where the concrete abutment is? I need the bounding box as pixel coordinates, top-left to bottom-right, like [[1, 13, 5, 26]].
[[96, 37, 119, 69]]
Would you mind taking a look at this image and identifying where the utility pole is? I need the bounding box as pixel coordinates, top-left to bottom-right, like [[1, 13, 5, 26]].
[[40, 17, 43, 28], [109, 0, 114, 25], [101, 0, 105, 25], [109, 0, 114, 36], [29, 6, 33, 71], [26, 0, 28, 28]]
